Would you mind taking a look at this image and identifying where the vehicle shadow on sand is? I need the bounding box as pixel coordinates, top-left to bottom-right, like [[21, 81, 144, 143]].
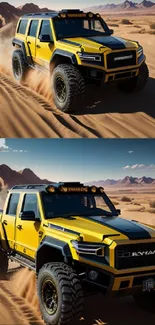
[[74, 77, 155, 118], [81, 294, 155, 325]]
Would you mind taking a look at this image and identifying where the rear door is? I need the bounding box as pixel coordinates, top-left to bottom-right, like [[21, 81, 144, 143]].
[[26, 19, 39, 61], [1, 193, 20, 250], [36, 19, 55, 67]]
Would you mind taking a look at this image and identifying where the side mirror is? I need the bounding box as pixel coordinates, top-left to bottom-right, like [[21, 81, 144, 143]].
[[116, 209, 121, 215], [109, 29, 114, 35], [20, 211, 36, 221], [39, 34, 52, 42]]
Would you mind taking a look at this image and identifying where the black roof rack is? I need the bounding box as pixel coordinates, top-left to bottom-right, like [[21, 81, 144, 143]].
[[11, 182, 84, 191], [11, 184, 49, 190], [22, 9, 84, 18]]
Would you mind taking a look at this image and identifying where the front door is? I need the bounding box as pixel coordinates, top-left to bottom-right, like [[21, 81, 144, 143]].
[[26, 19, 39, 62], [15, 193, 42, 259], [36, 19, 55, 68], [1, 193, 20, 250]]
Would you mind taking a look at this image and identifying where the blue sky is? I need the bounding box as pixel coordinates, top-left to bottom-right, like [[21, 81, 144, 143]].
[[0, 139, 155, 182], [7, 0, 155, 9]]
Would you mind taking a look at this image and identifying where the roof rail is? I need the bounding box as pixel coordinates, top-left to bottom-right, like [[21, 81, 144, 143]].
[[23, 11, 57, 17], [11, 184, 48, 190]]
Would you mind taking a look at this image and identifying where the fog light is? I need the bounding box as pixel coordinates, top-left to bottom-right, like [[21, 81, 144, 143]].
[[88, 270, 99, 281], [90, 70, 97, 77]]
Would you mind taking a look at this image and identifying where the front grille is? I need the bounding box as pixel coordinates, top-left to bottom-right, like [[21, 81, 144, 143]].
[[106, 51, 136, 69], [115, 242, 155, 270]]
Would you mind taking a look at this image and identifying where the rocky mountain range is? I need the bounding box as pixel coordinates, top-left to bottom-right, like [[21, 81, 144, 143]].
[[0, 1, 155, 28], [0, 165, 155, 190], [84, 0, 155, 12], [86, 176, 155, 187]]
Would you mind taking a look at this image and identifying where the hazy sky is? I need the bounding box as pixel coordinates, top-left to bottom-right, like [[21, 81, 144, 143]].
[[0, 139, 155, 182], [6, 0, 155, 9]]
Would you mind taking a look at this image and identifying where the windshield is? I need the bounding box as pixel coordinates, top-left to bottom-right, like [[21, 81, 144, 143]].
[[53, 18, 110, 39], [42, 193, 118, 219]]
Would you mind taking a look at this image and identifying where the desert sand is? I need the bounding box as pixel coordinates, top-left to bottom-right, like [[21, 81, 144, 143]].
[[0, 16, 155, 138]]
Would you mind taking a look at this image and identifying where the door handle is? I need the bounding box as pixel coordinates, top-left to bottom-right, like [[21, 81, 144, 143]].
[[27, 41, 31, 44], [36, 45, 41, 48], [17, 225, 23, 230], [3, 220, 7, 225]]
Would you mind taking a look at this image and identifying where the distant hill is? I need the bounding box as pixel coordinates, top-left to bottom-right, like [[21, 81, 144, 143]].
[[0, 164, 53, 189], [0, 2, 54, 28], [86, 176, 155, 187], [84, 0, 155, 13]]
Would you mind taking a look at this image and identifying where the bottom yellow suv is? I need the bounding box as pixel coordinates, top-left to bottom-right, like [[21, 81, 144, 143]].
[[1, 182, 155, 324]]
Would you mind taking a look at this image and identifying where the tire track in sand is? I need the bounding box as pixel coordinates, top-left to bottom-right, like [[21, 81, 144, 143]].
[[0, 72, 155, 138]]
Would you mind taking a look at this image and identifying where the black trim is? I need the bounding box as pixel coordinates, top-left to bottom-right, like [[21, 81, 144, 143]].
[[50, 49, 77, 64], [38, 235, 72, 256], [81, 216, 152, 240], [48, 223, 80, 236], [59, 39, 81, 47]]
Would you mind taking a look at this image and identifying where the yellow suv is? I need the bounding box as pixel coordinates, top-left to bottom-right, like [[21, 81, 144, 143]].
[[12, 9, 149, 113], [1, 183, 155, 324]]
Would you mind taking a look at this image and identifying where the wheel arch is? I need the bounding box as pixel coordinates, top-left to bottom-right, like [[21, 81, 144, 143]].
[[36, 236, 72, 273], [12, 38, 32, 65], [50, 49, 78, 71]]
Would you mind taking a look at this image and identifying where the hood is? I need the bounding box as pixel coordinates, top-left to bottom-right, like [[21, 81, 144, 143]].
[[59, 35, 138, 53], [47, 216, 154, 243]]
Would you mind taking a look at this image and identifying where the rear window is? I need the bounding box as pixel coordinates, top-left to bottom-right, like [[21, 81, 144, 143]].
[[17, 19, 28, 35], [6, 193, 20, 216], [28, 20, 39, 37]]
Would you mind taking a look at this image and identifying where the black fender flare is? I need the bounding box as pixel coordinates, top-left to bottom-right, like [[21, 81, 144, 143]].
[[36, 236, 72, 272], [50, 49, 78, 65], [12, 38, 32, 65]]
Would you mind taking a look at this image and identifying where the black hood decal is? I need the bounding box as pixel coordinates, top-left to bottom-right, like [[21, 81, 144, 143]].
[[83, 216, 152, 240], [85, 35, 127, 50]]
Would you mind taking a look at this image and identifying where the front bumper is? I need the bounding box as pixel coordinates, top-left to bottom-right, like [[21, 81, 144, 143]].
[[79, 263, 155, 297], [79, 54, 146, 83]]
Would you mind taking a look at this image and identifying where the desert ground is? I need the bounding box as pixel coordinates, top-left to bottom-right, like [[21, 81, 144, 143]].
[[0, 15, 155, 138], [1, 187, 155, 324]]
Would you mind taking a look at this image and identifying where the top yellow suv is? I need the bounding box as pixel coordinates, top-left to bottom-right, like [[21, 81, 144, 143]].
[[12, 9, 149, 113]]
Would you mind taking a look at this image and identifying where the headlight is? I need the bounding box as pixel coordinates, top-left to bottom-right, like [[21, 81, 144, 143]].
[[78, 52, 102, 62], [137, 46, 143, 58], [72, 240, 105, 256]]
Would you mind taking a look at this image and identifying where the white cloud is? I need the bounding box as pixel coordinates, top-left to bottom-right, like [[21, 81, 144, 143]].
[[123, 165, 130, 169], [0, 139, 28, 153], [128, 151, 134, 154], [122, 164, 155, 170], [0, 139, 10, 152]]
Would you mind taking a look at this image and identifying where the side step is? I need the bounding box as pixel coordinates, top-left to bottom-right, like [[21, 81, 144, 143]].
[[10, 254, 35, 271]]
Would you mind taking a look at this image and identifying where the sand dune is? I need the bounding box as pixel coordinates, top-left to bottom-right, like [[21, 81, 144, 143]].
[[0, 21, 155, 138]]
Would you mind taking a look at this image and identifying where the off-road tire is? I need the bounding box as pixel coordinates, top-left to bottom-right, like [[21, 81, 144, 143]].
[[51, 64, 85, 113], [0, 249, 8, 279], [37, 262, 83, 325], [118, 62, 149, 93], [133, 291, 155, 314], [12, 50, 29, 82]]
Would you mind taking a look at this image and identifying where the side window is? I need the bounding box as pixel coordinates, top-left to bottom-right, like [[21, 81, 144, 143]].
[[39, 20, 53, 41], [6, 194, 20, 216], [17, 19, 28, 35], [28, 20, 39, 38], [21, 194, 41, 220]]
